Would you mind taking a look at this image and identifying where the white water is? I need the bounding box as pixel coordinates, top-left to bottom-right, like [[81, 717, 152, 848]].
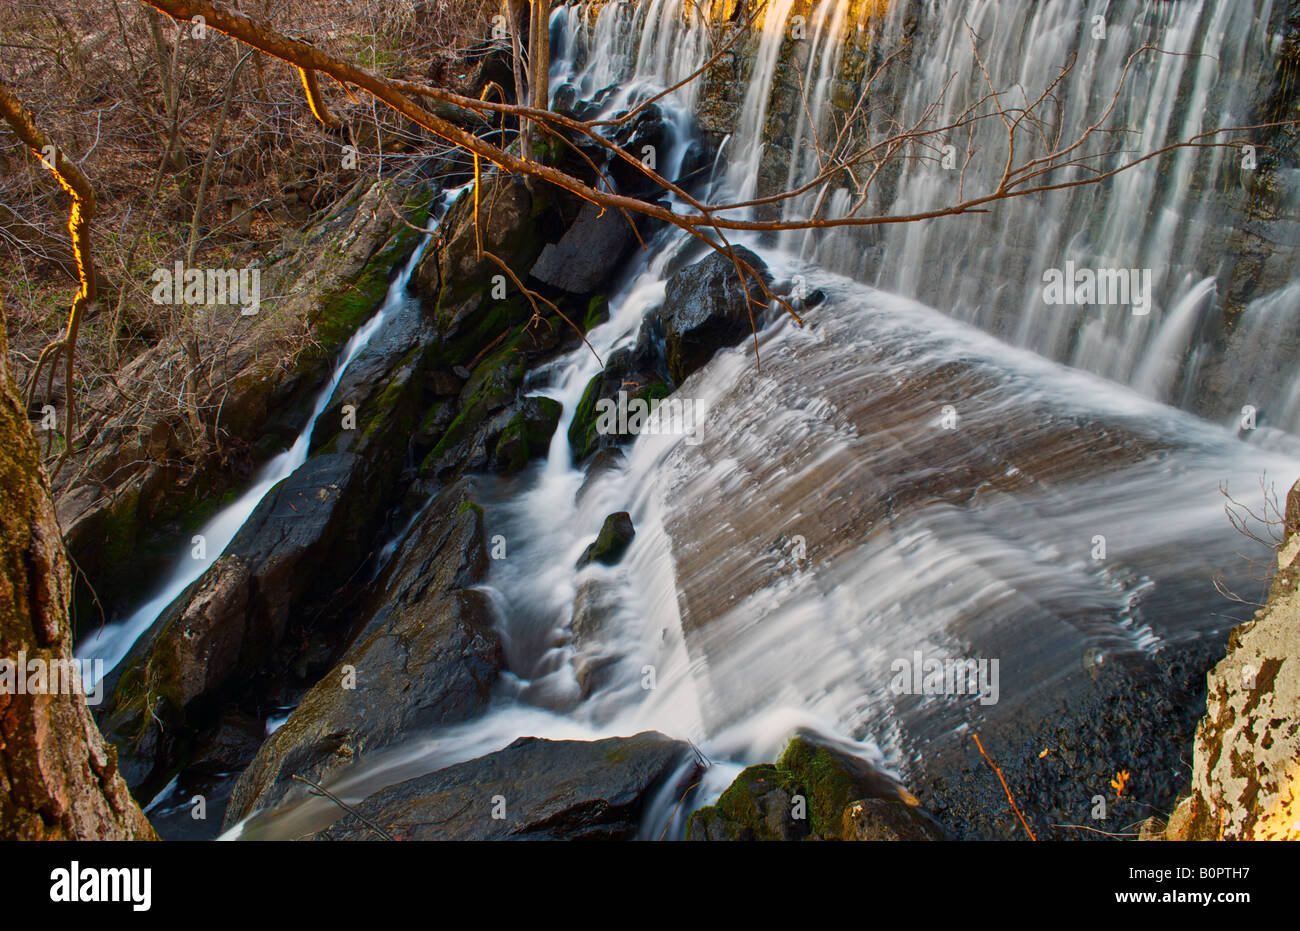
[[231, 1, 1300, 842], [211, 2, 1300, 839], [77, 195, 456, 689]]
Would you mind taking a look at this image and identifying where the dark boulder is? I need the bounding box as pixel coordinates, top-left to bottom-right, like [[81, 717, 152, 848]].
[[223, 482, 499, 826], [315, 732, 698, 840], [609, 105, 673, 198], [567, 321, 670, 462], [530, 201, 638, 294], [576, 511, 636, 568], [657, 245, 772, 384], [101, 450, 391, 792], [492, 396, 563, 473]]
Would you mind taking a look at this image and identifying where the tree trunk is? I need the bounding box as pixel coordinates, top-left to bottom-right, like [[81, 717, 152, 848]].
[[0, 320, 155, 840], [530, 0, 551, 114]]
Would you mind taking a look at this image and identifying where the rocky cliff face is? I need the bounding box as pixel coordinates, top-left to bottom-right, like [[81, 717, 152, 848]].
[[1148, 480, 1300, 841], [57, 177, 432, 627]]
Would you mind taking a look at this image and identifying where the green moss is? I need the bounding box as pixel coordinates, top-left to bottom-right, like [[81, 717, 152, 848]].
[[566, 374, 604, 461], [494, 397, 562, 473], [686, 736, 881, 841], [778, 737, 861, 836], [603, 744, 633, 765], [584, 294, 609, 332], [578, 511, 634, 567], [314, 198, 428, 354], [567, 378, 670, 462], [360, 346, 425, 440], [687, 764, 794, 841], [419, 334, 529, 474], [456, 500, 484, 518]]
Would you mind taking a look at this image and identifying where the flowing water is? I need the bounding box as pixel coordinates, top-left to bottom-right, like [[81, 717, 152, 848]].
[[117, 0, 1300, 839], [76, 195, 453, 689]]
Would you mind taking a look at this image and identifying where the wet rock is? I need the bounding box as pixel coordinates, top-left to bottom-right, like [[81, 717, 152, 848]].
[[492, 396, 563, 473], [687, 735, 933, 841], [413, 172, 545, 339], [609, 104, 673, 197], [569, 578, 622, 696], [188, 709, 266, 777], [657, 245, 772, 383], [223, 482, 499, 826], [59, 178, 430, 629], [689, 764, 810, 841], [315, 732, 698, 840], [840, 797, 945, 841], [567, 322, 670, 462], [102, 450, 388, 791], [551, 82, 582, 119], [530, 201, 638, 294], [577, 512, 636, 568]]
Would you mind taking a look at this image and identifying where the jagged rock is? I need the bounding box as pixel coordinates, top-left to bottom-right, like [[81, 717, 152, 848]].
[[577, 512, 636, 568], [58, 178, 432, 628], [102, 450, 387, 791], [1150, 480, 1300, 841], [315, 732, 698, 840], [657, 245, 771, 383], [223, 482, 499, 826], [492, 396, 563, 473], [609, 104, 674, 197], [530, 202, 637, 294], [414, 172, 545, 340]]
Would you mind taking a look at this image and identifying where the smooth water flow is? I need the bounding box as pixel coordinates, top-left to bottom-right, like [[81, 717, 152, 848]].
[[218, 0, 1300, 840]]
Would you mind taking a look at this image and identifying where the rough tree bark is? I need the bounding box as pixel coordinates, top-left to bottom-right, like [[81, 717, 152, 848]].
[[0, 318, 156, 840]]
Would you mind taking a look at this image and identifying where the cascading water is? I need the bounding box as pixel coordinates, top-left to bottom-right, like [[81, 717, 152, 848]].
[[225, 0, 1299, 840], [76, 193, 456, 690]]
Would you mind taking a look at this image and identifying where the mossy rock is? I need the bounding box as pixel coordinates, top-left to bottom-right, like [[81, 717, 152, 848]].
[[686, 735, 932, 841], [576, 511, 636, 568], [493, 397, 563, 473], [584, 294, 610, 332], [567, 377, 670, 462], [312, 196, 429, 356], [687, 764, 808, 841]]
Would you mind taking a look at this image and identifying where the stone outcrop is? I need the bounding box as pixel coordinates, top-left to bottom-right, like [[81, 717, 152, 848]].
[[315, 731, 697, 841], [223, 481, 499, 826], [57, 178, 432, 628], [656, 245, 771, 384], [576, 511, 636, 568], [1147, 480, 1300, 841]]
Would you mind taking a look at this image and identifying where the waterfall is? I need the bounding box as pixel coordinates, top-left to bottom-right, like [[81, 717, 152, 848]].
[[215, 2, 1300, 839], [561, 0, 1298, 431], [77, 192, 458, 688]]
